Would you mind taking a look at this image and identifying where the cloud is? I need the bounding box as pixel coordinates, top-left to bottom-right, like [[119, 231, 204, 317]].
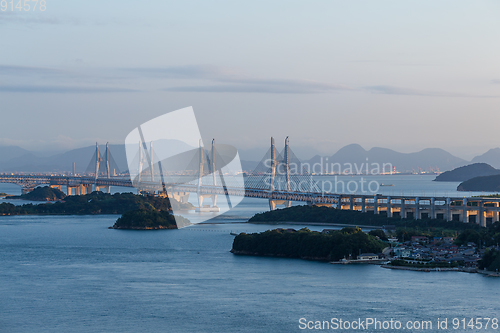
[[165, 81, 349, 94], [0, 64, 141, 93], [125, 65, 350, 94], [122, 65, 236, 80], [0, 12, 62, 25], [0, 65, 62, 76], [364, 85, 500, 98], [2, 64, 496, 96], [491, 80, 500, 84], [0, 84, 139, 93]]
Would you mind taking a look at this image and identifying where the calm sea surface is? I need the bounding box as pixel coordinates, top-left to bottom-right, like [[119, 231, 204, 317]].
[[1, 177, 500, 332]]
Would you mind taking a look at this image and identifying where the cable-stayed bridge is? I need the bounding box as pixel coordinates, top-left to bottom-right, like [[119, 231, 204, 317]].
[[1, 138, 500, 227]]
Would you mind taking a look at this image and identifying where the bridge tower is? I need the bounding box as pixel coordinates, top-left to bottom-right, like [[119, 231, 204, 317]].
[[270, 137, 276, 192], [283, 136, 291, 208], [211, 139, 217, 207], [94, 142, 101, 182], [150, 141, 154, 182], [92, 142, 112, 193], [269, 137, 292, 210], [195, 139, 219, 212], [105, 142, 110, 179]]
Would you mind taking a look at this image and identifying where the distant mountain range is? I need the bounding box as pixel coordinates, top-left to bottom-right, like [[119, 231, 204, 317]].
[[1, 143, 500, 174], [305, 144, 467, 173], [0, 144, 127, 173]]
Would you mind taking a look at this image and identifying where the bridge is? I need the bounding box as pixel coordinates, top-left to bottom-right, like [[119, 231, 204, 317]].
[[1, 138, 499, 227]]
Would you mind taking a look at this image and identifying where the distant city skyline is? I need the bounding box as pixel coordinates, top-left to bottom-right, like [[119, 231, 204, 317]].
[[1, 0, 500, 160]]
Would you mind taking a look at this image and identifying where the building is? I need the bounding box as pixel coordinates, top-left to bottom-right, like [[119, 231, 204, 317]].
[[358, 253, 379, 260], [411, 236, 429, 244], [394, 248, 411, 258]]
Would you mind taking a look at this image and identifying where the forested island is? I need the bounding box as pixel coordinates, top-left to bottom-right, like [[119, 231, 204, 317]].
[[249, 205, 481, 237], [8, 186, 67, 201], [110, 209, 190, 230], [0, 188, 194, 229], [231, 227, 386, 261], [457, 174, 500, 192], [434, 163, 499, 182], [244, 205, 500, 272]]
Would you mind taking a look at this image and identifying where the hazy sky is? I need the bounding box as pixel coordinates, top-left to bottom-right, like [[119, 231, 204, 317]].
[[1, 0, 500, 159]]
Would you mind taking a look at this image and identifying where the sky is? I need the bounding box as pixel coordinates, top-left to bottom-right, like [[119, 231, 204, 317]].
[[1, 0, 500, 160]]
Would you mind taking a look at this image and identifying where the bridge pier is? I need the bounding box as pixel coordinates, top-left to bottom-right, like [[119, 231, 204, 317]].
[[415, 197, 420, 220], [493, 203, 499, 224], [270, 199, 293, 210], [95, 186, 111, 193], [479, 200, 485, 227], [462, 198, 468, 223], [373, 195, 379, 214], [50, 185, 62, 191], [67, 185, 79, 195], [387, 196, 393, 218], [400, 198, 406, 219], [167, 191, 190, 203], [430, 197, 435, 219], [196, 193, 220, 212], [446, 198, 451, 221]]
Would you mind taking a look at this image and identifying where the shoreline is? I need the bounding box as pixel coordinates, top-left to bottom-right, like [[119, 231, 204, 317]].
[[380, 265, 500, 276], [248, 221, 384, 229]]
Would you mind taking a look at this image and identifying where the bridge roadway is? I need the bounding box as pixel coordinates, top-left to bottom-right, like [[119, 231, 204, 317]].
[[1, 174, 500, 227]]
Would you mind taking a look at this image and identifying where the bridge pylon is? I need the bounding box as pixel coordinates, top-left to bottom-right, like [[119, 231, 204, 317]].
[[195, 139, 219, 212], [268, 137, 292, 210], [85, 142, 121, 194]]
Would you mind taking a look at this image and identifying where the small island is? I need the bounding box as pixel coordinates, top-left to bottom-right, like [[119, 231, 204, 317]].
[[231, 227, 386, 261], [248, 205, 483, 235], [434, 163, 499, 182], [110, 208, 190, 230], [457, 174, 500, 192], [8, 186, 67, 201]]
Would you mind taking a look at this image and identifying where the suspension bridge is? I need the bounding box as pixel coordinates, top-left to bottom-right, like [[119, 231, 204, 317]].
[[1, 138, 500, 227]]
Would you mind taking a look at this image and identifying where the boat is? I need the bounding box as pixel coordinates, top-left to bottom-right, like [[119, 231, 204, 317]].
[[230, 231, 239, 236], [379, 184, 394, 187]]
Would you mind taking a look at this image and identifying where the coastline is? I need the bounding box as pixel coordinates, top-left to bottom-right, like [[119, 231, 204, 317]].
[[108, 225, 177, 230], [380, 264, 488, 274], [248, 221, 384, 229], [230, 249, 329, 261]]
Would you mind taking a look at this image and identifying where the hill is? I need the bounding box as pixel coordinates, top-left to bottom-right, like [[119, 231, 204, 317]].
[[0, 146, 32, 164], [434, 163, 500, 182], [457, 174, 500, 192], [110, 209, 188, 230], [472, 148, 500, 169], [9, 186, 67, 201], [231, 227, 386, 261]]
